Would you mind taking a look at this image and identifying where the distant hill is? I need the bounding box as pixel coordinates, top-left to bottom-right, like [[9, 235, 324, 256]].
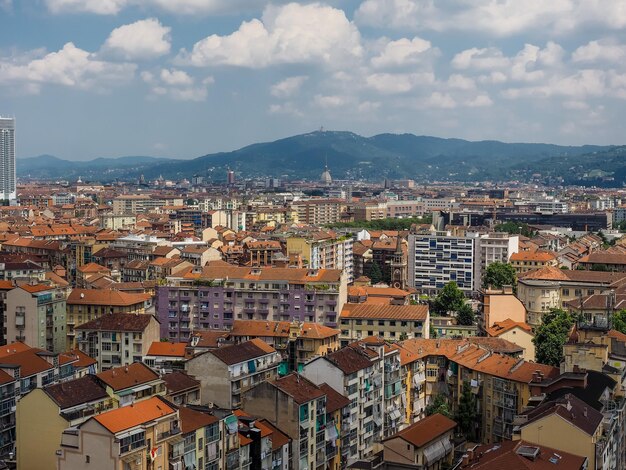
[[18, 131, 619, 185]]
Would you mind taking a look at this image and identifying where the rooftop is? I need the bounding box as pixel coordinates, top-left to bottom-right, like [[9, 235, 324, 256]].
[[209, 338, 276, 366], [75, 313, 156, 332], [388, 413, 456, 448], [93, 396, 175, 434], [96, 362, 160, 391]]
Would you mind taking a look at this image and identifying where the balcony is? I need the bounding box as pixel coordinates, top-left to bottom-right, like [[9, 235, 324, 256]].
[[158, 425, 181, 441]]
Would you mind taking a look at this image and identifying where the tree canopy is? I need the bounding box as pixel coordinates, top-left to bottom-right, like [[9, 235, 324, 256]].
[[482, 262, 516, 290], [455, 382, 478, 440], [456, 303, 476, 326], [368, 262, 383, 284], [425, 394, 451, 419], [431, 281, 466, 315], [613, 309, 626, 334], [533, 308, 575, 367], [495, 221, 536, 237], [327, 215, 432, 231]]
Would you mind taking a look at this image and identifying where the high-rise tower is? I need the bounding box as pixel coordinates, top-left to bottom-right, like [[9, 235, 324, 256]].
[[0, 116, 16, 202]]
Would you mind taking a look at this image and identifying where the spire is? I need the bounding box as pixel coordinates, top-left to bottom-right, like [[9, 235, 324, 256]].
[[394, 235, 403, 255]]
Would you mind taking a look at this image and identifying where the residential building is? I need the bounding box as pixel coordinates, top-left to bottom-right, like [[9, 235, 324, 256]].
[[6, 283, 67, 352], [95, 362, 166, 406], [303, 342, 385, 464], [66, 288, 152, 349], [228, 319, 339, 374], [479, 286, 527, 331], [474, 232, 519, 286], [16, 374, 114, 470], [156, 263, 347, 342], [111, 194, 184, 214], [486, 319, 535, 361], [578, 251, 626, 272], [352, 201, 387, 221], [517, 267, 625, 326], [430, 316, 478, 338], [408, 229, 478, 295], [186, 338, 281, 409], [57, 396, 180, 470], [291, 199, 348, 226], [162, 370, 201, 406], [510, 250, 558, 275], [460, 440, 588, 469], [75, 313, 160, 371], [0, 116, 16, 202], [143, 341, 187, 373], [172, 406, 219, 470], [285, 231, 354, 283], [180, 244, 221, 267], [339, 303, 429, 346], [382, 413, 457, 469]]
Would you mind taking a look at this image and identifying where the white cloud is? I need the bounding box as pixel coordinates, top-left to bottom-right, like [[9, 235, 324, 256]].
[[370, 36, 432, 68], [355, 0, 626, 36], [312, 94, 349, 108], [271, 76, 308, 98], [269, 101, 304, 116], [0, 42, 135, 92], [464, 94, 493, 107], [358, 101, 381, 112], [160, 68, 193, 86], [45, 0, 129, 14], [179, 3, 362, 68], [451, 47, 509, 70], [562, 100, 589, 110], [365, 72, 434, 94], [447, 74, 475, 90], [102, 18, 171, 60], [423, 92, 456, 109], [0, 0, 12, 12], [573, 39, 626, 64]]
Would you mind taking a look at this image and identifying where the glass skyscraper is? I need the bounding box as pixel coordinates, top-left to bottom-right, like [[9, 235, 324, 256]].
[[0, 116, 16, 202]]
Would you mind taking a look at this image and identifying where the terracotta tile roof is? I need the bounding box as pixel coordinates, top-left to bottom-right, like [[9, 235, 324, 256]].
[[19, 283, 55, 294], [147, 342, 187, 357], [271, 373, 325, 404], [579, 251, 626, 265], [461, 440, 587, 469], [520, 266, 626, 284], [189, 330, 229, 349], [44, 375, 108, 410], [608, 329, 626, 343], [229, 320, 339, 340], [77, 262, 110, 274], [0, 342, 31, 358], [197, 262, 342, 284], [390, 413, 456, 447], [522, 393, 602, 436], [162, 371, 200, 394], [510, 251, 556, 262], [324, 345, 374, 374], [179, 406, 218, 434], [93, 396, 175, 434], [67, 288, 151, 306], [0, 370, 15, 386], [0, 347, 59, 377], [75, 313, 156, 332], [61, 349, 97, 369], [318, 383, 350, 413], [486, 319, 533, 337], [257, 419, 291, 451], [0, 280, 13, 290], [341, 303, 428, 321], [96, 362, 160, 391], [209, 338, 276, 365]]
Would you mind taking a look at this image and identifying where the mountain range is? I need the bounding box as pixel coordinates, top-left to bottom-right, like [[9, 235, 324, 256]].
[[17, 131, 624, 186]]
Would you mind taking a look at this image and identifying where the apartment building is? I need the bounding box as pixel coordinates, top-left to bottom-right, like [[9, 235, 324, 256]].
[[386, 200, 425, 218], [228, 320, 339, 374], [156, 263, 347, 342], [57, 396, 180, 470], [112, 234, 170, 260], [285, 232, 354, 283], [162, 371, 201, 406], [303, 343, 385, 465], [95, 362, 166, 406], [291, 199, 348, 225], [243, 373, 347, 470], [75, 313, 160, 371], [486, 319, 535, 362], [517, 267, 625, 326], [352, 201, 387, 221], [66, 288, 152, 349], [510, 250, 558, 275], [338, 303, 429, 346], [16, 374, 115, 470], [112, 194, 184, 214], [474, 232, 519, 286], [479, 286, 527, 331], [6, 283, 67, 352], [186, 338, 281, 409], [408, 230, 478, 295]]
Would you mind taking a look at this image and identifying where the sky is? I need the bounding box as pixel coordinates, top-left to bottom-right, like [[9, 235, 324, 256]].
[[1, 1, 626, 161]]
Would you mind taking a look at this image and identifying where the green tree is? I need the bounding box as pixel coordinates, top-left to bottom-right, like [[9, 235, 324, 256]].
[[533, 308, 575, 367], [455, 382, 478, 440], [482, 262, 516, 290], [431, 282, 466, 315], [368, 262, 383, 284], [456, 303, 476, 326], [613, 310, 626, 334], [425, 394, 451, 418]]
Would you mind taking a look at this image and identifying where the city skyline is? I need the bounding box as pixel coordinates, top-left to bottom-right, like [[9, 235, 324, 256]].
[[1, 1, 626, 160]]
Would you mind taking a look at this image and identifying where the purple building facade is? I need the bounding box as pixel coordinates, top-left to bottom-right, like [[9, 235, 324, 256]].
[[156, 267, 346, 342]]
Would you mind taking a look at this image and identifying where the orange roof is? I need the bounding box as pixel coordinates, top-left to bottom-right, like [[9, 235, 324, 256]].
[[0, 342, 32, 358], [19, 283, 55, 294], [510, 251, 556, 262], [61, 349, 97, 368], [0, 280, 13, 290], [96, 362, 159, 391], [487, 319, 533, 337], [341, 303, 428, 321], [390, 413, 456, 447], [147, 342, 187, 357], [94, 396, 175, 434], [67, 288, 151, 306], [77, 262, 110, 274], [229, 320, 339, 340]]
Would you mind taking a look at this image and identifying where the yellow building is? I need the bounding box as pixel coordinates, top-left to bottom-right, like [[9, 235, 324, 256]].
[[510, 250, 558, 275], [514, 394, 604, 470], [57, 396, 180, 470], [486, 319, 535, 361]]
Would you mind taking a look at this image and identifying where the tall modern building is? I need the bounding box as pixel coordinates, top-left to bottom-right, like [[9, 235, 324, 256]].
[[0, 116, 16, 202]]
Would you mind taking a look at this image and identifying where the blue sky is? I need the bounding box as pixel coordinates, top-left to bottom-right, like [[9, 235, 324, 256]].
[[1, 0, 626, 160]]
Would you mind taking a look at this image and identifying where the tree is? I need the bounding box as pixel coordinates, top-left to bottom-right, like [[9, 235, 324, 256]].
[[533, 308, 575, 367], [368, 262, 383, 284], [613, 310, 626, 334], [456, 303, 476, 326], [482, 262, 516, 290], [431, 282, 466, 315], [455, 382, 478, 440], [495, 221, 536, 238], [425, 394, 451, 418]]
